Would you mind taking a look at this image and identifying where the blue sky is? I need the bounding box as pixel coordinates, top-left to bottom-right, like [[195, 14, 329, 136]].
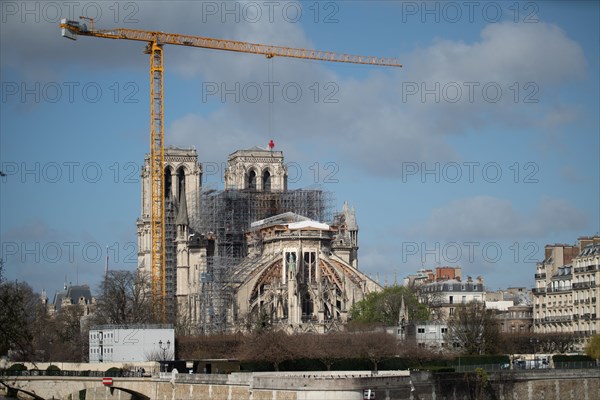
[[1, 1, 598, 297]]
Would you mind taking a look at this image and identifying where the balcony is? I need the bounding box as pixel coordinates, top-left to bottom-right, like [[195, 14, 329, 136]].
[[573, 282, 596, 289], [546, 286, 571, 293], [544, 315, 572, 322], [532, 288, 546, 294], [535, 273, 546, 279]]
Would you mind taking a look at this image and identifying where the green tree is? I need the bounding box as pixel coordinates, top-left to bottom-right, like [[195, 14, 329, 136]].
[[585, 334, 600, 360], [445, 301, 500, 355], [349, 286, 429, 325]]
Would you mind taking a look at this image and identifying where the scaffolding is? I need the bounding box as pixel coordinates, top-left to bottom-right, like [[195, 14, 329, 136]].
[[164, 197, 177, 323], [191, 188, 334, 333]]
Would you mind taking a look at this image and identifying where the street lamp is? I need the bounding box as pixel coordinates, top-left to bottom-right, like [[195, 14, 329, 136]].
[[158, 340, 171, 371], [530, 338, 539, 369]]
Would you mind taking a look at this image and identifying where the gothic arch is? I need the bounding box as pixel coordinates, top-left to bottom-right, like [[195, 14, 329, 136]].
[[262, 168, 272, 192], [247, 168, 258, 190], [176, 166, 186, 199], [164, 166, 174, 199]]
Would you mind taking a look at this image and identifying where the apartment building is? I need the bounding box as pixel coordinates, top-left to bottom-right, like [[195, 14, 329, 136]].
[[533, 236, 600, 347]]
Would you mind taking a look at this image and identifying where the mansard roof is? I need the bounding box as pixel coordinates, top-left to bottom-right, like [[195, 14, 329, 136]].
[[551, 264, 572, 279], [579, 243, 600, 257], [53, 284, 92, 311]]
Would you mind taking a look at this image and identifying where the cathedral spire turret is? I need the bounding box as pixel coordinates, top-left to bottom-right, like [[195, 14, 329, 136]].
[[175, 182, 189, 227]]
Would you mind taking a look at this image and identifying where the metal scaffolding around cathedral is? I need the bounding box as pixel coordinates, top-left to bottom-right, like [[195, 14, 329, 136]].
[[137, 146, 380, 333]]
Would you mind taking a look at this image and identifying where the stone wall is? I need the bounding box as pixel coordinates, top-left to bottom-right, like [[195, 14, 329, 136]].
[[1, 369, 598, 400]]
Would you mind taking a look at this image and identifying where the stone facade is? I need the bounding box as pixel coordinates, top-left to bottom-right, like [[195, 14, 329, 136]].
[[235, 212, 378, 333], [137, 146, 202, 320], [6, 369, 600, 400], [533, 236, 600, 347], [137, 145, 376, 332], [224, 147, 287, 191], [419, 276, 485, 320]]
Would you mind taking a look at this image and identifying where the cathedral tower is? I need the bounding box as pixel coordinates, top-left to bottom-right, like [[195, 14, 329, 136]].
[[224, 146, 287, 191], [137, 146, 202, 321]]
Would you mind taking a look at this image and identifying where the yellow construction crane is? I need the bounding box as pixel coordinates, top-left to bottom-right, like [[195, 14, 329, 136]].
[[59, 18, 402, 322]]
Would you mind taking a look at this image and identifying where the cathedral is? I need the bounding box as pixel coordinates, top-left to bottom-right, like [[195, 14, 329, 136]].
[[137, 145, 380, 333]]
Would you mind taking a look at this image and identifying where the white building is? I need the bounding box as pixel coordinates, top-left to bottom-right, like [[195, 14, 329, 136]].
[[419, 277, 485, 319], [533, 236, 600, 347], [405, 321, 449, 350], [89, 325, 175, 363]]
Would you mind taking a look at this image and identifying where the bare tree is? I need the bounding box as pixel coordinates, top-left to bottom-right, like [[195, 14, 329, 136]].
[[351, 330, 398, 373], [536, 333, 576, 354], [93, 270, 154, 325], [301, 332, 355, 371], [237, 330, 297, 371], [177, 334, 243, 360], [0, 280, 39, 360], [445, 301, 500, 355], [145, 348, 175, 362]]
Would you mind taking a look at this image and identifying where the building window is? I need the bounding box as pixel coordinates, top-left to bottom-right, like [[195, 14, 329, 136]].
[[418, 328, 425, 333], [247, 170, 256, 190], [263, 170, 271, 192], [441, 328, 448, 333], [449, 307, 455, 316]]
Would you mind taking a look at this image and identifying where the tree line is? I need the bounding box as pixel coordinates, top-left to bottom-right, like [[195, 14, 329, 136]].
[[1, 261, 599, 364]]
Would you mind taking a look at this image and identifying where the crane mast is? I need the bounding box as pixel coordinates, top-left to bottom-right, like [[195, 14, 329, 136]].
[[60, 18, 402, 322], [147, 41, 166, 322]]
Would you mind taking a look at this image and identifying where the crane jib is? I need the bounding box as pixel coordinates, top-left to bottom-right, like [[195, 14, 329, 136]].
[[59, 17, 401, 322]]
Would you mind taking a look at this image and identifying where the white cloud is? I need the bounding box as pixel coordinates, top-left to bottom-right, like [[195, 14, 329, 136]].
[[406, 195, 587, 240], [407, 22, 586, 84], [163, 21, 587, 177], [1, 7, 588, 177]]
